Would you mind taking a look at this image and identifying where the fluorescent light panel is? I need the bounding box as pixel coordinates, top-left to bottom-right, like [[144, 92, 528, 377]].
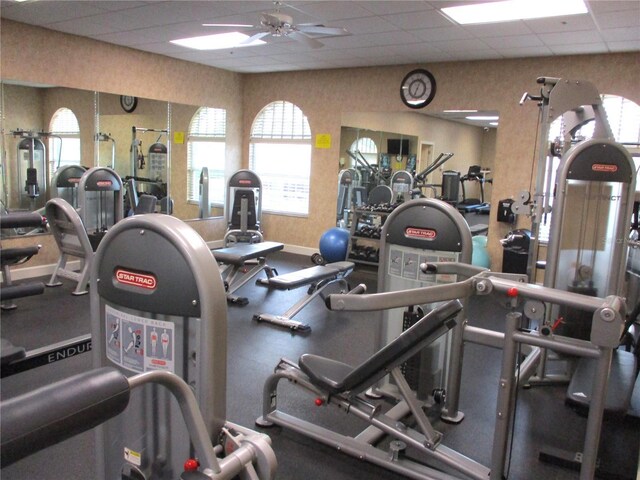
[[441, 0, 588, 25], [466, 116, 500, 121], [171, 32, 265, 50]]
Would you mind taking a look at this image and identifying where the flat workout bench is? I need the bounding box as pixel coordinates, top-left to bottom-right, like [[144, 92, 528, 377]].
[[254, 261, 355, 332], [212, 241, 283, 305]]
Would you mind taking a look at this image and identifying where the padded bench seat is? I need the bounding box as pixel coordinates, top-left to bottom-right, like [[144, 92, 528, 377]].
[[212, 241, 284, 265], [299, 299, 462, 395], [264, 261, 353, 290]]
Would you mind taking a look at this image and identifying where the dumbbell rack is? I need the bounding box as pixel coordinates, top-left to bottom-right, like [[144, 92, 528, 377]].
[[347, 205, 395, 267]]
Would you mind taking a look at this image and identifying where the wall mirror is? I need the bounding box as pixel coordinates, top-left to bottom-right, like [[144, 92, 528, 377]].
[[1, 80, 96, 237], [96, 93, 170, 215], [339, 111, 498, 230]]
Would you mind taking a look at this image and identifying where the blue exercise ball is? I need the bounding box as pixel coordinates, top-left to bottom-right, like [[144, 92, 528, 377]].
[[319, 227, 349, 263], [472, 235, 490, 268]]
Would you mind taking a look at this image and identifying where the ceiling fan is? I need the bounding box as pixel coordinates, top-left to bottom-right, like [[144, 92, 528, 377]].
[[203, 1, 351, 49]]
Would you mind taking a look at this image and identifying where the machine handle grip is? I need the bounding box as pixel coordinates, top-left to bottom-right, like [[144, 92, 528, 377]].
[[348, 283, 367, 295], [0, 212, 45, 229], [0, 367, 130, 468]]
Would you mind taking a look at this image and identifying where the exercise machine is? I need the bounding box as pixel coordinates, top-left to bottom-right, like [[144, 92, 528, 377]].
[[253, 261, 357, 332], [50, 164, 87, 209], [212, 241, 284, 305], [91, 213, 277, 479], [0, 211, 45, 310], [96, 131, 116, 169], [412, 152, 454, 198], [259, 259, 626, 480], [370, 198, 472, 401], [336, 168, 357, 226], [45, 197, 95, 295], [12, 130, 46, 211], [390, 170, 413, 202], [224, 169, 263, 246], [1, 367, 276, 480], [77, 166, 124, 249], [199, 166, 211, 218], [457, 165, 486, 213]]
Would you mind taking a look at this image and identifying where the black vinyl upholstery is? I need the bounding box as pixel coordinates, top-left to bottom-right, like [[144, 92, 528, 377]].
[[299, 299, 462, 395]]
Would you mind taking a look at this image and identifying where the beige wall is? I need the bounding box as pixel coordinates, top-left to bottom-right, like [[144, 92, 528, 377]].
[[243, 55, 639, 265], [2, 18, 639, 272]]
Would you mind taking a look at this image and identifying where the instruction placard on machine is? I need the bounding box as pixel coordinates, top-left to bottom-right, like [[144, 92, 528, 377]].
[[388, 247, 458, 285], [105, 304, 175, 373]]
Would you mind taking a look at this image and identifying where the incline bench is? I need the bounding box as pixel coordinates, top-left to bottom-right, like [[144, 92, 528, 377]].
[[254, 261, 356, 332], [211, 241, 283, 305]]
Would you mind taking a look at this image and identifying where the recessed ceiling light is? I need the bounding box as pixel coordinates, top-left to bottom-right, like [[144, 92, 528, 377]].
[[441, 0, 588, 25], [171, 32, 265, 50], [466, 116, 500, 121]]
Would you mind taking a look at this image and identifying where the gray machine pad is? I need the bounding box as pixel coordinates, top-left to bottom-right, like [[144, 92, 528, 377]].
[[567, 349, 638, 414], [213, 241, 284, 265], [265, 261, 354, 290]]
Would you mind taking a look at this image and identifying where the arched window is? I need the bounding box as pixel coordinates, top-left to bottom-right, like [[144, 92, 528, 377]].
[[48, 107, 81, 179], [540, 95, 640, 242], [187, 107, 226, 205], [249, 101, 312, 215], [349, 136, 378, 167]]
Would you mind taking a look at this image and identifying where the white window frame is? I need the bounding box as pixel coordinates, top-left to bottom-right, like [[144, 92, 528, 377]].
[[48, 107, 81, 180], [187, 107, 227, 206], [249, 101, 312, 216]]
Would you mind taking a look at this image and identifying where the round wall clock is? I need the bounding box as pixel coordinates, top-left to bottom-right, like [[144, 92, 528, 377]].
[[400, 69, 436, 109], [120, 95, 138, 113]]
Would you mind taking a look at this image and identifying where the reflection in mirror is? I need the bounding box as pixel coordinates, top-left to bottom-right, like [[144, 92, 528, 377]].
[[170, 103, 226, 220], [339, 112, 498, 240], [338, 127, 419, 225], [1, 81, 96, 237], [96, 93, 170, 215]]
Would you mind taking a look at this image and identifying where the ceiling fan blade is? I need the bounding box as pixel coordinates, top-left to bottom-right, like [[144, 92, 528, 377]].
[[239, 31, 271, 45], [288, 31, 324, 49], [202, 23, 255, 28], [297, 25, 350, 37]]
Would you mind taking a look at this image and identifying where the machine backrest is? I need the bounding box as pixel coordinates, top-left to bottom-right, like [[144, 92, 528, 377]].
[[45, 197, 94, 258], [313, 300, 461, 395], [230, 189, 258, 230], [368, 185, 393, 205]]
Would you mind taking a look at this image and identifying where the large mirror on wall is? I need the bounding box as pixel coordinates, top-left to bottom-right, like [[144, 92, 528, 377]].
[[1, 81, 97, 236], [96, 93, 171, 215], [338, 111, 498, 229]]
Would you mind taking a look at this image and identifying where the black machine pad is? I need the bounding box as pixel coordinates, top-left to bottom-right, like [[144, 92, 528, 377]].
[[299, 300, 461, 395], [567, 349, 637, 414], [213, 241, 284, 265], [265, 261, 353, 290]]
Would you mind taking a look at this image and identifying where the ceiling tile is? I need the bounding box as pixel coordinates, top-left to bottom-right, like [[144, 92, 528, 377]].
[[595, 9, 640, 29], [600, 26, 640, 42], [383, 10, 452, 30], [523, 14, 597, 34], [464, 21, 533, 38], [357, 1, 434, 16], [549, 43, 610, 55], [538, 29, 604, 46], [482, 35, 544, 49], [411, 26, 474, 43]]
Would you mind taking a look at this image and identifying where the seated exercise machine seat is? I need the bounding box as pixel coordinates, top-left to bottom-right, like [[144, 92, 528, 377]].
[[298, 299, 462, 395], [254, 261, 355, 332], [212, 241, 284, 305]]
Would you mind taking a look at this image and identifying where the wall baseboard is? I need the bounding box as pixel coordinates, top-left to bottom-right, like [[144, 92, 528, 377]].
[[2, 260, 82, 282], [5, 244, 317, 281]]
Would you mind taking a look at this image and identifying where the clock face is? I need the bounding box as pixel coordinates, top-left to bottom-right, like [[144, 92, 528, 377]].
[[120, 95, 138, 113], [400, 69, 436, 109]]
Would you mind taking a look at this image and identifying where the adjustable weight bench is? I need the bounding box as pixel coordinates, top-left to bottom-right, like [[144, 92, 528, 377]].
[[211, 241, 284, 305], [254, 261, 356, 332], [257, 300, 464, 479]]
